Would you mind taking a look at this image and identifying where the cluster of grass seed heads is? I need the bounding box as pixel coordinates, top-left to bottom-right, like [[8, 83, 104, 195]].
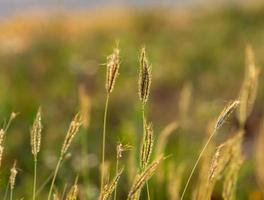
[[138, 47, 152, 104]]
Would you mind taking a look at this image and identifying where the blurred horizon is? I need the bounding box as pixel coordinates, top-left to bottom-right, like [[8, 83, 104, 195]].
[[0, 0, 261, 17]]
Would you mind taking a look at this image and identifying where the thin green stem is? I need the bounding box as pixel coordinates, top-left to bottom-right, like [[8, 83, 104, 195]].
[[61, 183, 68, 199], [33, 156, 37, 200], [36, 158, 67, 197], [180, 129, 217, 200], [47, 156, 63, 200], [114, 157, 119, 200], [10, 186, 13, 200], [100, 94, 110, 192], [146, 182, 150, 199], [142, 104, 150, 200], [4, 183, 9, 200], [81, 128, 89, 199]]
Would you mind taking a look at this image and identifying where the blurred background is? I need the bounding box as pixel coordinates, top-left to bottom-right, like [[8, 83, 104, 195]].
[[0, 0, 264, 199]]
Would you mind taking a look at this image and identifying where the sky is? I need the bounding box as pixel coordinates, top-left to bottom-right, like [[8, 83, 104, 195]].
[[0, 0, 253, 16]]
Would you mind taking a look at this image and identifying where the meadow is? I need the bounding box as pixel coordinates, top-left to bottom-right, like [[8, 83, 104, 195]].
[[0, 4, 263, 200]]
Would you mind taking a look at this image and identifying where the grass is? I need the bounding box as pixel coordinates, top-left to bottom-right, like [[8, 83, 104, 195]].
[[0, 6, 264, 199]]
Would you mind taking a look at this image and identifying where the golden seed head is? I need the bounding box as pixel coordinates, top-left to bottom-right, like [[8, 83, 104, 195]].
[[100, 168, 124, 200], [0, 129, 5, 144], [30, 107, 42, 156], [0, 129, 5, 167], [66, 183, 78, 200], [238, 45, 259, 127], [9, 160, 18, 190], [116, 143, 132, 159], [209, 144, 226, 181], [10, 112, 18, 121], [105, 46, 121, 94], [138, 47, 152, 104], [140, 121, 154, 169], [61, 112, 83, 156], [128, 156, 163, 199], [215, 100, 240, 130]]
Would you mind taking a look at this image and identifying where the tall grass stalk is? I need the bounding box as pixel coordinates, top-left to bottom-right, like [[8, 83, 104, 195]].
[[114, 150, 119, 200], [101, 45, 120, 192], [31, 107, 42, 200], [101, 94, 110, 191], [180, 100, 239, 200], [47, 156, 63, 200], [138, 47, 152, 200], [142, 105, 151, 200], [47, 113, 82, 200]]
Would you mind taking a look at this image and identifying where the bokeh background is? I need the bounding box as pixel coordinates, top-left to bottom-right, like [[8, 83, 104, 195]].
[[0, 0, 264, 199]]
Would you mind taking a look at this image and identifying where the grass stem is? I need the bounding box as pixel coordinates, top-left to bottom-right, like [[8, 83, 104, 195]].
[[33, 156, 37, 200], [47, 156, 63, 200], [180, 129, 216, 200], [100, 94, 110, 192]]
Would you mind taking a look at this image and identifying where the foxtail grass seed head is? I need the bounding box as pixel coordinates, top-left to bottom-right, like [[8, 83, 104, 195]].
[[105, 46, 121, 94], [31, 107, 42, 157], [209, 144, 227, 181], [9, 160, 18, 190], [61, 113, 83, 156], [100, 168, 124, 200], [117, 143, 132, 159], [10, 112, 17, 121], [215, 100, 240, 130], [128, 156, 163, 200], [140, 122, 154, 169], [66, 183, 78, 200], [138, 47, 152, 104], [0, 129, 5, 167], [238, 45, 259, 127]]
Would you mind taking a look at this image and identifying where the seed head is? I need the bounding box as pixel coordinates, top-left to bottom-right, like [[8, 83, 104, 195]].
[[9, 160, 18, 190], [140, 121, 153, 169], [238, 45, 259, 127], [138, 47, 152, 104], [215, 100, 240, 130], [105, 46, 121, 94], [127, 156, 163, 200], [100, 168, 124, 200], [61, 113, 83, 156], [31, 107, 42, 157]]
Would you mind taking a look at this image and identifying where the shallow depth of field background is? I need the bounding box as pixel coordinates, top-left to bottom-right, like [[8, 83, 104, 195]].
[[0, 0, 264, 199]]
